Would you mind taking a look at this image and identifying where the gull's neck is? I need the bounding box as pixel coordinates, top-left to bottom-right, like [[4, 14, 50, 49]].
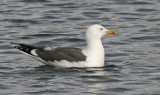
[[86, 38, 103, 52], [83, 36, 105, 67]]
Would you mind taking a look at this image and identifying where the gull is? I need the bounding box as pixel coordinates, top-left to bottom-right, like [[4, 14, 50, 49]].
[[11, 24, 117, 68]]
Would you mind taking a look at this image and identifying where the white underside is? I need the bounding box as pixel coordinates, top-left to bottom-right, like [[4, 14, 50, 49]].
[[34, 57, 104, 68]]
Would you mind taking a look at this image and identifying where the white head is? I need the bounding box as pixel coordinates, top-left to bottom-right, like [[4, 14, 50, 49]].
[[86, 24, 117, 40], [83, 24, 117, 67]]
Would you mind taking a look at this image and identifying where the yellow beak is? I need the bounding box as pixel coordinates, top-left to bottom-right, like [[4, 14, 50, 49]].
[[106, 30, 117, 34]]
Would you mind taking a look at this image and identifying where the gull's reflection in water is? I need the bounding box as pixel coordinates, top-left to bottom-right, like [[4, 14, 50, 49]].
[[79, 67, 118, 93]]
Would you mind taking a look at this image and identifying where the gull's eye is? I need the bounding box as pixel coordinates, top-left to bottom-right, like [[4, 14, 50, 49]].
[[100, 28, 103, 31]]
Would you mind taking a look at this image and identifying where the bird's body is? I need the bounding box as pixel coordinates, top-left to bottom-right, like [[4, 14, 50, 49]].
[[11, 24, 117, 68]]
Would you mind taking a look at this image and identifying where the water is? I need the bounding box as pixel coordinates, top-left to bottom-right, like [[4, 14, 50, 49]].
[[0, 0, 160, 94]]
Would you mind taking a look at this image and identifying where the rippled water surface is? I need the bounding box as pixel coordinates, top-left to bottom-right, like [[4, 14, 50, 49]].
[[0, 0, 160, 95]]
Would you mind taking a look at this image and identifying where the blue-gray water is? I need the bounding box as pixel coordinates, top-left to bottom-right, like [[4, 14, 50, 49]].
[[0, 0, 160, 95]]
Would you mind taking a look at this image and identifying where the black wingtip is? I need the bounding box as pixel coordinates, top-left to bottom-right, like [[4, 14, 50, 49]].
[[10, 42, 20, 48], [10, 42, 14, 45], [10, 42, 36, 55], [10, 42, 19, 45]]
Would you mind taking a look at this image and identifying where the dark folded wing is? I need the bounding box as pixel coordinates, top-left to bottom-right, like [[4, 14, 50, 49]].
[[36, 48, 86, 62], [11, 42, 86, 62]]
